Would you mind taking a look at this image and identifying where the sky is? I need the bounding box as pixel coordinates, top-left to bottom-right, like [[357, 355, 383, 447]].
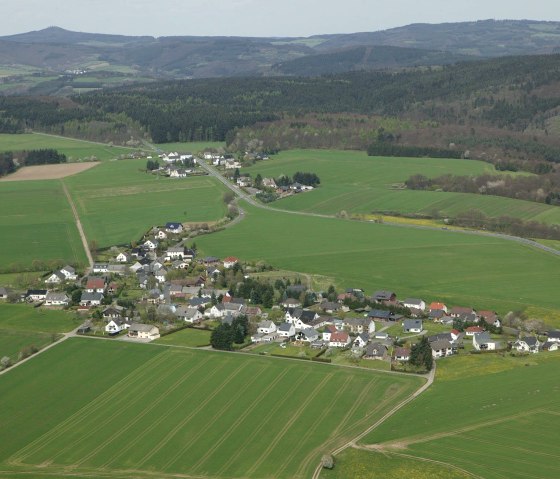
[[3, 0, 560, 37]]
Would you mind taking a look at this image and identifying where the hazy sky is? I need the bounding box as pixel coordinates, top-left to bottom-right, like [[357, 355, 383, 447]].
[[3, 0, 560, 37]]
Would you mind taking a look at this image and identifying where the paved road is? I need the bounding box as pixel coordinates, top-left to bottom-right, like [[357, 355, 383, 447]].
[[198, 160, 560, 257]]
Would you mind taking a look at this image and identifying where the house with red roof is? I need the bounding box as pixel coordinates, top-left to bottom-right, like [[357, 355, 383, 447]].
[[85, 277, 105, 293], [429, 302, 448, 313], [329, 331, 350, 348], [466, 326, 485, 336], [223, 256, 239, 269]]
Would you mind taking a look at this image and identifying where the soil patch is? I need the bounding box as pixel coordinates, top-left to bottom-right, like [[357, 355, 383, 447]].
[[1, 162, 99, 181]]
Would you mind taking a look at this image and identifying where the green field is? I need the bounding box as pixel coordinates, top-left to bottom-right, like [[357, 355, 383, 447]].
[[242, 150, 560, 225], [196, 203, 560, 314], [0, 180, 87, 270], [154, 328, 212, 347], [0, 133, 138, 161], [321, 447, 471, 479], [348, 353, 560, 479], [0, 338, 423, 479], [0, 304, 79, 362], [63, 159, 228, 247]]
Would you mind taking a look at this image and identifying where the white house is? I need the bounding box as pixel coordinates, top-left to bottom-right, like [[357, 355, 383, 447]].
[[513, 336, 540, 353], [44, 271, 65, 284], [223, 256, 239, 269], [353, 333, 370, 349], [26, 290, 48, 301], [402, 298, 426, 311], [176, 306, 203, 323], [547, 330, 560, 343], [155, 229, 168, 240], [296, 328, 319, 343], [472, 332, 501, 351], [430, 340, 454, 358], [60, 265, 78, 280], [403, 319, 423, 333], [329, 331, 351, 348], [165, 222, 183, 234], [44, 292, 70, 306], [257, 320, 277, 334], [115, 252, 131, 263], [393, 347, 411, 361], [143, 239, 159, 251], [105, 318, 130, 334], [166, 246, 185, 260], [128, 323, 160, 340], [80, 292, 104, 306], [92, 263, 109, 273], [277, 322, 296, 338]]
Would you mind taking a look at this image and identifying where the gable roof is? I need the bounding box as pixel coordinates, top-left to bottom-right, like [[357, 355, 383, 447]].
[[366, 342, 387, 356], [403, 319, 422, 329]]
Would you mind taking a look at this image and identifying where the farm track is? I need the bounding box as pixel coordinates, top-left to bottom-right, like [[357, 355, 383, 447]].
[[196, 160, 560, 257], [61, 180, 93, 270]]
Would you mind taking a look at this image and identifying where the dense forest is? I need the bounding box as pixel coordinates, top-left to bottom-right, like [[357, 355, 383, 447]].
[[1, 53, 560, 165]]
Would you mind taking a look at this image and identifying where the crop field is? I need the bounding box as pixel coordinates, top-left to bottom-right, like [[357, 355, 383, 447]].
[[0, 180, 87, 270], [196, 203, 560, 314], [348, 354, 560, 479], [63, 159, 228, 247], [242, 150, 560, 224], [0, 133, 138, 161], [0, 338, 423, 479], [154, 327, 212, 347]]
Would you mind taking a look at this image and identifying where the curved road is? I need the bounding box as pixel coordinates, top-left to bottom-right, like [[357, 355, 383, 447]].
[[198, 160, 560, 257]]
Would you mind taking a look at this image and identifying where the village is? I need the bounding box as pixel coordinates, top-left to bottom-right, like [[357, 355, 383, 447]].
[[1, 206, 558, 371]]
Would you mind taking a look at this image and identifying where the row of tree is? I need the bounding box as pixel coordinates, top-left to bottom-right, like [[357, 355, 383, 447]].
[[275, 172, 321, 187], [405, 172, 560, 205]]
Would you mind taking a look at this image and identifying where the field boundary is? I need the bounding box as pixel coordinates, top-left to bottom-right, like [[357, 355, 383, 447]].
[[61, 180, 93, 269]]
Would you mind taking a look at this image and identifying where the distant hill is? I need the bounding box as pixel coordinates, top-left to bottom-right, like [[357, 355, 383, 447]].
[[272, 45, 471, 76], [312, 19, 560, 57], [1, 20, 560, 89]]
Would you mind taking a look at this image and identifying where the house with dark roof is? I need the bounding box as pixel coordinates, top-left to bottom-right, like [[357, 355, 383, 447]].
[[373, 290, 397, 304], [364, 343, 388, 360], [296, 328, 319, 343], [430, 340, 454, 358], [285, 308, 319, 329], [105, 317, 130, 334], [165, 222, 183, 234], [403, 319, 423, 333], [353, 332, 370, 349], [278, 322, 296, 338], [44, 292, 70, 306], [547, 330, 560, 343], [472, 332, 502, 351], [80, 292, 104, 306], [513, 336, 540, 353]]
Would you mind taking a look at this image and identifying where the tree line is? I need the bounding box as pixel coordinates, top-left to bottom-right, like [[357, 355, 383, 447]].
[[0, 149, 67, 177], [405, 172, 560, 206]]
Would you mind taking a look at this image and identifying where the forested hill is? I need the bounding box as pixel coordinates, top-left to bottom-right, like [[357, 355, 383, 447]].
[[2, 53, 560, 165], [69, 53, 560, 141], [1, 20, 560, 83]]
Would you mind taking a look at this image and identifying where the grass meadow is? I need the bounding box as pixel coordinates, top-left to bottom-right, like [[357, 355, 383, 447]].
[[154, 328, 212, 347], [196, 203, 560, 315], [242, 150, 560, 225], [346, 353, 560, 479], [0, 133, 137, 161], [0, 180, 87, 270], [0, 338, 423, 479], [0, 304, 79, 362], [63, 159, 228, 247]]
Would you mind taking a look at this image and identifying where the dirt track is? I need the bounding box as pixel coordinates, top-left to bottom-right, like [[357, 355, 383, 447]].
[[1, 162, 99, 181]]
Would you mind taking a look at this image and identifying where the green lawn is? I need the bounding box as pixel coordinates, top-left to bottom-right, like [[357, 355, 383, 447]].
[[63, 159, 228, 247], [242, 149, 560, 225], [154, 328, 211, 347], [0, 180, 87, 270], [0, 330, 57, 363], [359, 353, 560, 479], [0, 133, 137, 161], [196, 203, 560, 315], [0, 338, 423, 479]]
